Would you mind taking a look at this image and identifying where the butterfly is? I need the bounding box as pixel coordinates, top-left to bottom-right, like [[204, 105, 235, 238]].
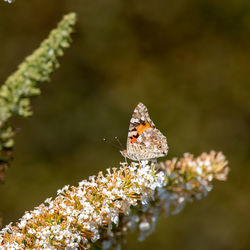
[[120, 102, 168, 161]]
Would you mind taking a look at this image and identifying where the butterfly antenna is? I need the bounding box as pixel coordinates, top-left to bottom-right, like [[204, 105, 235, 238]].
[[114, 136, 124, 150], [103, 138, 121, 149]]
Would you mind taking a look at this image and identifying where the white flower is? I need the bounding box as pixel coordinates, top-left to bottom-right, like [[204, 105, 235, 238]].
[[3, 0, 13, 3], [55, 234, 63, 241], [49, 209, 54, 214], [51, 225, 60, 234], [91, 233, 100, 242], [44, 197, 52, 204], [139, 221, 150, 231], [178, 196, 185, 203], [128, 165, 137, 171], [111, 214, 119, 225], [28, 228, 36, 234], [196, 166, 202, 175], [23, 212, 33, 220], [207, 174, 213, 181], [57, 188, 63, 195], [17, 220, 27, 229]]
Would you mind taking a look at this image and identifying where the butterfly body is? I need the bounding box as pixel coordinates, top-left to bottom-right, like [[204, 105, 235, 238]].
[[120, 102, 168, 161]]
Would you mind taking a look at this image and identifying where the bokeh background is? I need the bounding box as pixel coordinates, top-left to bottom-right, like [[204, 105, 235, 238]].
[[0, 0, 250, 249]]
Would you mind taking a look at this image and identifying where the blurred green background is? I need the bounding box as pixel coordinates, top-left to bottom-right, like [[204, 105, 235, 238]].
[[0, 0, 250, 249]]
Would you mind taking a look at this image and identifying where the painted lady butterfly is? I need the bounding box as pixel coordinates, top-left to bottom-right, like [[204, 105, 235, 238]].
[[120, 102, 168, 161]]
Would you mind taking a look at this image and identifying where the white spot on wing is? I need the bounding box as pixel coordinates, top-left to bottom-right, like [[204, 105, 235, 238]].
[[131, 118, 139, 123]]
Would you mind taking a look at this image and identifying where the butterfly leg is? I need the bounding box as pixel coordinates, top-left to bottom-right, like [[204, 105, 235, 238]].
[[151, 158, 158, 166], [152, 158, 157, 163]]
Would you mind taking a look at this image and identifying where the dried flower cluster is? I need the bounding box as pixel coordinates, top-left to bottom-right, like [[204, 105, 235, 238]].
[[0, 151, 228, 249], [100, 151, 229, 248]]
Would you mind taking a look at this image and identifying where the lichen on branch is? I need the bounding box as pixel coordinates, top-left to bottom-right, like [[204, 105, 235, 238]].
[[0, 12, 77, 182], [0, 151, 229, 249]]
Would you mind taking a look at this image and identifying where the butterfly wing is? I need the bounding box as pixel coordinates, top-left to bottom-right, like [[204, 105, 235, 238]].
[[128, 128, 168, 160], [126, 102, 155, 149], [121, 102, 168, 161]]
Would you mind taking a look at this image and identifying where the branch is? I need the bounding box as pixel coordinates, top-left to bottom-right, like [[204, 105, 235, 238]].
[[0, 12, 77, 182], [0, 151, 229, 249]]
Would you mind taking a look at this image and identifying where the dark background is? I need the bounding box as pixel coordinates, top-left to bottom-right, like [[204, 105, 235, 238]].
[[0, 0, 250, 249]]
